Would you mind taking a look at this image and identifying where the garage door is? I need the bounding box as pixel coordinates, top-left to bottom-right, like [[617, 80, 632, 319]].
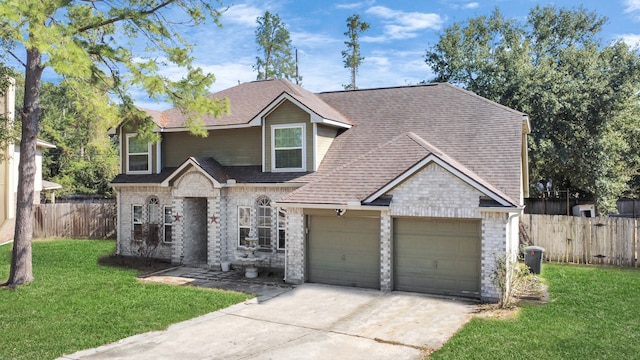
[[307, 211, 380, 289], [394, 218, 480, 297]]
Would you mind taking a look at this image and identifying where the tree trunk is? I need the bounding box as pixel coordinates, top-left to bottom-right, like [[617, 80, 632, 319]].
[[7, 47, 43, 286]]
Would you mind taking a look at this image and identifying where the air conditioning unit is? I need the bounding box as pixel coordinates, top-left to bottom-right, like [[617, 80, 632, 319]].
[[572, 204, 595, 217]]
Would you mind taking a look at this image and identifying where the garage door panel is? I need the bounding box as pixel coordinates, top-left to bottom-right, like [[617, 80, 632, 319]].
[[394, 218, 480, 297], [308, 214, 380, 289]]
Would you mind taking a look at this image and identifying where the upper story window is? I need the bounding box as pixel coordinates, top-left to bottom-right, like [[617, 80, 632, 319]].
[[272, 124, 305, 172], [126, 134, 152, 174]]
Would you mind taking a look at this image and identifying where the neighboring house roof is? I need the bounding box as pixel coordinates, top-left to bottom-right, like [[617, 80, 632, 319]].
[[42, 180, 62, 191], [36, 139, 57, 149], [279, 132, 518, 207], [150, 79, 353, 129]]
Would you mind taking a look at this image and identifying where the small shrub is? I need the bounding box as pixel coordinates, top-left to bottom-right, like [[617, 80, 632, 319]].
[[490, 253, 531, 308], [131, 224, 160, 259]]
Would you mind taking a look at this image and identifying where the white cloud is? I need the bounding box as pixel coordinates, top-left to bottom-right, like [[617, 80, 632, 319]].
[[463, 2, 480, 10], [616, 33, 640, 48], [624, 0, 640, 13], [365, 6, 444, 40], [367, 56, 391, 68], [291, 31, 341, 47], [335, 0, 375, 10], [222, 4, 264, 27], [361, 35, 388, 43]]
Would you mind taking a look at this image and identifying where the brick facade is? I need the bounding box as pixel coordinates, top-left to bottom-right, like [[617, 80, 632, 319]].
[[115, 162, 518, 301], [284, 207, 305, 284], [116, 186, 173, 260], [221, 185, 298, 269], [383, 163, 517, 301], [116, 168, 298, 271]]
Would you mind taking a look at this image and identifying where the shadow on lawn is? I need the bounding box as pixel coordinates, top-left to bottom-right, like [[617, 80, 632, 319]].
[[98, 254, 174, 276]]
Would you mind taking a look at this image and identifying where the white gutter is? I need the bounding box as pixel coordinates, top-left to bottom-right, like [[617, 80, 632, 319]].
[[479, 206, 525, 214], [223, 182, 306, 188], [271, 201, 389, 211], [157, 122, 258, 132]]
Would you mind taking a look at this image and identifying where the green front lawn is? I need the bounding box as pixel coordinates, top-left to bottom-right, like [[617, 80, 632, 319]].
[[0, 239, 251, 360], [432, 263, 640, 359]]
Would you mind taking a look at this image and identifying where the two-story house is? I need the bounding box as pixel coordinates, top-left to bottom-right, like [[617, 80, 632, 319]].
[[110, 79, 530, 301], [1, 78, 61, 244]]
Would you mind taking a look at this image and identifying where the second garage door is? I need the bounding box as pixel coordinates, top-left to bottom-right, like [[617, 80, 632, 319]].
[[394, 218, 480, 297], [307, 211, 380, 289]]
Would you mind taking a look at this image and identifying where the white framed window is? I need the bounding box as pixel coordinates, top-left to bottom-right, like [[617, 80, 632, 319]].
[[277, 208, 286, 250], [132, 204, 143, 239], [257, 196, 272, 247], [163, 206, 173, 243], [238, 206, 252, 246], [271, 124, 305, 171], [126, 133, 152, 174], [147, 197, 160, 224]]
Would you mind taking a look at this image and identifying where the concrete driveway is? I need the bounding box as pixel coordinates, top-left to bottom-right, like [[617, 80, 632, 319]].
[[59, 284, 474, 360]]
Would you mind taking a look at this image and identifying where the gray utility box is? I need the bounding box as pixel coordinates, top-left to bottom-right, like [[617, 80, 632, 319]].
[[524, 246, 545, 274]]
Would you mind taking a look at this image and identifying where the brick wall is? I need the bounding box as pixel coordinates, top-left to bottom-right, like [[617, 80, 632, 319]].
[[379, 210, 392, 291], [116, 167, 300, 271], [115, 161, 520, 302], [285, 207, 305, 284], [388, 163, 482, 218], [479, 211, 508, 301], [385, 162, 516, 301], [217, 185, 297, 269], [117, 186, 173, 260]]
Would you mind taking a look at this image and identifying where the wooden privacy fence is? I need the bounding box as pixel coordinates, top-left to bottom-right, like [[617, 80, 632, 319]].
[[33, 203, 117, 239], [521, 214, 639, 267]]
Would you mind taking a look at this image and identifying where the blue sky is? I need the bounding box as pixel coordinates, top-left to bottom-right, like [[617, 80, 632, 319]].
[[133, 0, 640, 109], [15, 0, 640, 110]]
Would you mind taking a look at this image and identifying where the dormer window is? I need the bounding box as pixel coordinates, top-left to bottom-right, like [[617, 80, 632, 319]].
[[126, 134, 152, 174], [272, 124, 305, 172]]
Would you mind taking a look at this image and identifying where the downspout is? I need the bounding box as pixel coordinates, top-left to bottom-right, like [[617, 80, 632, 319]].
[[283, 207, 287, 282], [283, 241, 287, 283], [505, 208, 523, 300]]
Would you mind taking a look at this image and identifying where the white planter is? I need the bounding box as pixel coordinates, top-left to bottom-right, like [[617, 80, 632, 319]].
[[221, 262, 231, 272]]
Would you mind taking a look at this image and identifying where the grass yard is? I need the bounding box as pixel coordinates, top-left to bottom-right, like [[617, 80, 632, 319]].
[[0, 239, 251, 360], [431, 263, 640, 359]]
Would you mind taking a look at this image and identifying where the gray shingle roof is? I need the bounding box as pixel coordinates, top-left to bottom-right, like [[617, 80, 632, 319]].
[[150, 79, 352, 128], [122, 80, 525, 206], [279, 132, 519, 206], [111, 159, 310, 186], [279, 132, 430, 205], [316, 83, 525, 204]]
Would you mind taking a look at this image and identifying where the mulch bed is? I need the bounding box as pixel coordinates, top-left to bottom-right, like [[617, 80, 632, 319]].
[[472, 276, 548, 319], [97, 254, 174, 276]]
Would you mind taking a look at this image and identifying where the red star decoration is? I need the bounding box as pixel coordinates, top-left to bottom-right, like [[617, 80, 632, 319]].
[[173, 213, 182, 222], [210, 215, 218, 223]]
